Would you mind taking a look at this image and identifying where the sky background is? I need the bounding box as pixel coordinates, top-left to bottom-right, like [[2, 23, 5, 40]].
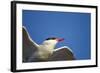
[[23, 10, 91, 60]]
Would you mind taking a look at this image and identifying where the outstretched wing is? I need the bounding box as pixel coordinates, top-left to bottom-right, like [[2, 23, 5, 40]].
[[48, 46, 75, 61], [22, 26, 39, 62]]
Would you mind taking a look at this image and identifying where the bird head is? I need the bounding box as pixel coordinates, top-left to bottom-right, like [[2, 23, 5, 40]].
[[43, 37, 64, 46], [40, 37, 64, 60]]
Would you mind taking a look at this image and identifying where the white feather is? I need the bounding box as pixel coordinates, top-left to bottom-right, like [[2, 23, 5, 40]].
[[54, 46, 73, 53]]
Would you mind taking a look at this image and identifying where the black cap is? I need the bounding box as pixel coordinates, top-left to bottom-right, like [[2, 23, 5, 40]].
[[45, 37, 57, 40]]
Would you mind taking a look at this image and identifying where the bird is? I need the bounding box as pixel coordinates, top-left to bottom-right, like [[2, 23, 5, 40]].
[[22, 26, 75, 62]]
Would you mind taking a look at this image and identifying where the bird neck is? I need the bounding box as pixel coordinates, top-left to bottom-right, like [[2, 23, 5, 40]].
[[43, 44, 55, 52], [37, 44, 56, 60]]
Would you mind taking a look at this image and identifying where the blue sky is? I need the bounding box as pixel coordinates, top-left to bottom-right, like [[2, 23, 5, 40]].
[[23, 10, 91, 60]]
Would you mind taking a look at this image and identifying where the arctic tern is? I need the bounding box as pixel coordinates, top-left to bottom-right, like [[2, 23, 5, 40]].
[[22, 26, 75, 62]]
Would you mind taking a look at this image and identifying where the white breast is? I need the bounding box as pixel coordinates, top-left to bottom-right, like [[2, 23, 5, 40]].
[[37, 45, 54, 60]]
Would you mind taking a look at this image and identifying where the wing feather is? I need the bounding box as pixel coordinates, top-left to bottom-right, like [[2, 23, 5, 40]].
[[23, 26, 39, 62], [48, 46, 75, 61]]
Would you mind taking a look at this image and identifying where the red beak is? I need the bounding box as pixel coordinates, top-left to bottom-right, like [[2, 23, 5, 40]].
[[56, 38, 64, 42]]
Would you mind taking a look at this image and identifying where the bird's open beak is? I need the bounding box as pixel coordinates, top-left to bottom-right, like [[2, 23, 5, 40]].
[[56, 38, 64, 42]]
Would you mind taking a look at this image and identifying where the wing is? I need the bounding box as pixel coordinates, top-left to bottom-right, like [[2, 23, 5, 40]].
[[48, 46, 75, 61], [22, 26, 39, 62], [23, 26, 39, 48]]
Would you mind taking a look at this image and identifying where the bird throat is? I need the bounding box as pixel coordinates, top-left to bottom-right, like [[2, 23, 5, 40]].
[[37, 45, 55, 60]]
